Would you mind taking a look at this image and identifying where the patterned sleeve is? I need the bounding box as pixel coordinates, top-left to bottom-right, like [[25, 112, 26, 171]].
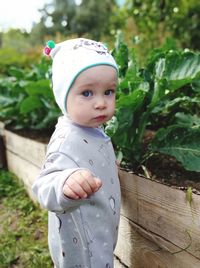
[[32, 152, 88, 212]]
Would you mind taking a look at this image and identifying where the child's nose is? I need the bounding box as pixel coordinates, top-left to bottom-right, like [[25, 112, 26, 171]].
[[94, 96, 106, 109]]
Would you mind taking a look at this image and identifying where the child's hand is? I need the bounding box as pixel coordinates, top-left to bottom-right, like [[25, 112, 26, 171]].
[[63, 170, 102, 200], [115, 159, 121, 167]]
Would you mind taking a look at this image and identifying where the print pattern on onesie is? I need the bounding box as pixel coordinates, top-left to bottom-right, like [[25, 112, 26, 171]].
[[97, 142, 111, 165]]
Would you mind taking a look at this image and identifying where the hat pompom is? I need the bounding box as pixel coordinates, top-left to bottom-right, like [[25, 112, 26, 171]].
[[43, 46, 51, 56], [43, 40, 56, 56], [47, 40, 55, 49]]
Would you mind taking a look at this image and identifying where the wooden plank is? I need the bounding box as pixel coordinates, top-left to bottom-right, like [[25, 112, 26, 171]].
[[119, 170, 200, 260], [115, 215, 200, 268], [5, 130, 47, 168], [114, 256, 126, 268], [6, 150, 40, 201]]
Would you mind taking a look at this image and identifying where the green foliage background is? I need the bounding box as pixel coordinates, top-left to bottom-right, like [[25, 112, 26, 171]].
[[0, 0, 199, 172], [0, 0, 199, 61]]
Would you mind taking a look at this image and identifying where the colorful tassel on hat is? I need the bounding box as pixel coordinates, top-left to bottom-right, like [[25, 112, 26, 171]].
[[43, 40, 56, 56]]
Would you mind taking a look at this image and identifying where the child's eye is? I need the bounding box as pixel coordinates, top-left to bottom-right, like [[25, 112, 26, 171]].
[[105, 89, 115, 96], [82, 90, 93, 97]]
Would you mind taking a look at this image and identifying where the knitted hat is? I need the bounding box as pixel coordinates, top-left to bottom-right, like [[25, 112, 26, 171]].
[[44, 38, 118, 114]]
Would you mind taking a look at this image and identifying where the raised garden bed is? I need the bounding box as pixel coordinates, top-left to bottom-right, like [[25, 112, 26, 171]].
[[0, 123, 47, 200], [1, 124, 200, 267], [115, 170, 200, 267]]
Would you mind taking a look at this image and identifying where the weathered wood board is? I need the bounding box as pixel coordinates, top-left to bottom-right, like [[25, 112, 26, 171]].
[[114, 170, 200, 267], [5, 130, 47, 167], [6, 150, 41, 200], [4, 129, 47, 200], [115, 215, 200, 268]]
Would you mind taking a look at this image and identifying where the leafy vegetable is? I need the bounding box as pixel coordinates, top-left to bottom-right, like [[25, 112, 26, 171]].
[[107, 33, 200, 172], [0, 58, 60, 130]]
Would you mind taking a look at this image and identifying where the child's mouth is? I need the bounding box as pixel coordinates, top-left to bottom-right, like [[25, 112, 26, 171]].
[[94, 115, 106, 121]]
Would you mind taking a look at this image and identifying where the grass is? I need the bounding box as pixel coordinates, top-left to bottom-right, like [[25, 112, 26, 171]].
[[0, 169, 53, 268]]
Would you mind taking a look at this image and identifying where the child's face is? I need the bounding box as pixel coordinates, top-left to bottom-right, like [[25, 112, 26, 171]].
[[66, 65, 118, 128]]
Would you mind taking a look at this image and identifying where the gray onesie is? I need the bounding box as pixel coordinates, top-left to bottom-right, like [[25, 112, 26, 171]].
[[32, 115, 121, 268]]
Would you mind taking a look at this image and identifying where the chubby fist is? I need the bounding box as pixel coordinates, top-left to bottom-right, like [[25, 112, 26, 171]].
[[63, 170, 102, 200]]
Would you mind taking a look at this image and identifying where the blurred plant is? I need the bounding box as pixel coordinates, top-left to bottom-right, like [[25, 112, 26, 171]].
[[124, 0, 200, 51], [31, 0, 120, 41], [106, 32, 200, 172], [0, 58, 60, 130], [0, 29, 44, 75]]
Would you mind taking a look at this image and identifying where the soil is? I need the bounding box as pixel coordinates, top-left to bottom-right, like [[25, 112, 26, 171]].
[[6, 126, 53, 144], [138, 154, 200, 193], [5, 126, 200, 194], [128, 129, 200, 194]]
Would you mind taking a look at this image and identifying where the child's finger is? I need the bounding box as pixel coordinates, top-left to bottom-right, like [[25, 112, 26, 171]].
[[93, 177, 102, 191], [81, 170, 102, 192], [64, 176, 88, 199], [63, 184, 80, 200], [115, 159, 121, 167], [73, 171, 94, 195]]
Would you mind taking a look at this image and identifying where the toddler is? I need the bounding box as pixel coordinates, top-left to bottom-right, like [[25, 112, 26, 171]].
[[32, 38, 121, 268]]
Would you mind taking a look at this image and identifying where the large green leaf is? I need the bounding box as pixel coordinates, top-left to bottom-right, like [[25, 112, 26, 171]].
[[8, 67, 25, 79], [105, 116, 118, 137], [175, 113, 200, 127], [0, 96, 17, 106], [34, 109, 59, 130], [165, 51, 200, 80], [117, 88, 146, 110], [191, 79, 200, 92], [112, 107, 135, 149], [151, 96, 200, 114], [113, 32, 129, 77], [150, 79, 167, 107], [150, 126, 200, 171], [25, 80, 52, 98], [20, 96, 43, 114], [159, 51, 200, 90]]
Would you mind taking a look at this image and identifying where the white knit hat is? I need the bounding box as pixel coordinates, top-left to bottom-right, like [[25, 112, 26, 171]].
[[44, 38, 118, 114]]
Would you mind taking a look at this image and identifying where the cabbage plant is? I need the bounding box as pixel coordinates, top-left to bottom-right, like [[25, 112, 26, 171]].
[[106, 34, 200, 172]]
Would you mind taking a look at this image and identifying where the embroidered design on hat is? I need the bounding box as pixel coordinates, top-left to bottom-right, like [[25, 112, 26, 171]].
[[73, 39, 108, 55]]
